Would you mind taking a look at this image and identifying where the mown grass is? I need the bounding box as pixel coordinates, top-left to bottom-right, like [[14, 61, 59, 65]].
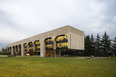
[[0, 57, 116, 77]]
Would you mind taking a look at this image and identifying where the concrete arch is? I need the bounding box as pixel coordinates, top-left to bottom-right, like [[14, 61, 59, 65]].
[[34, 40, 40, 51], [28, 42, 33, 51], [23, 43, 28, 56], [44, 37, 54, 57], [23, 43, 28, 52], [45, 37, 54, 50], [34, 40, 40, 56], [55, 34, 68, 50]]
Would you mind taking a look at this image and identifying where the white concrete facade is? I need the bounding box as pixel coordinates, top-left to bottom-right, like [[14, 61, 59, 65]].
[[7, 25, 84, 57]]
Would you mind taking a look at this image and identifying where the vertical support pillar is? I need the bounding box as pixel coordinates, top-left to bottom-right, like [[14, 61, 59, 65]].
[[33, 41, 35, 51], [27, 43, 29, 52], [83, 32, 85, 50], [40, 39, 45, 57], [32, 41, 35, 55], [21, 44, 24, 56], [11, 47, 13, 56], [53, 36, 56, 57]]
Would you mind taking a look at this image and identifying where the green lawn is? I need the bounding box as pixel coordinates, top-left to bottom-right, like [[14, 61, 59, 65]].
[[0, 57, 116, 77]]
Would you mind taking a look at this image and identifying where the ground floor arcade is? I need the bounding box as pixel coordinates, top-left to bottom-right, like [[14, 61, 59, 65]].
[[8, 35, 69, 57], [7, 26, 84, 57]]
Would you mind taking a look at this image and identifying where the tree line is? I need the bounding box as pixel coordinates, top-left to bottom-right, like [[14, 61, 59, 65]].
[[0, 47, 10, 55], [1, 31, 116, 56], [84, 31, 116, 56]]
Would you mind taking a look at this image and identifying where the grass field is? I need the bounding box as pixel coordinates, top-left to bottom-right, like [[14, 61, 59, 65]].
[[0, 57, 116, 77]]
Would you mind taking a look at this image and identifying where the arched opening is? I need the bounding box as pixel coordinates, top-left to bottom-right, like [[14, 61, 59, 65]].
[[18, 44, 21, 55], [28, 42, 33, 51], [34, 40, 40, 51], [45, 37, 54, 57], [28, 42, 38, 56], [56, 35, 68, 49], [24, 43, 28, 55], [15, 45, 18, 56], [24, 43, 27, 51], [34, 40, 40, 55], [55, 35, 68, 56]]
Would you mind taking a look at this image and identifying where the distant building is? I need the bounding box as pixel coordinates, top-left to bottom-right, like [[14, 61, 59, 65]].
[[7, 25, 84, 57]]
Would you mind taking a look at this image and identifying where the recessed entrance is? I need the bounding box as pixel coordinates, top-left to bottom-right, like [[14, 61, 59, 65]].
[[45, 37, 54, 57]]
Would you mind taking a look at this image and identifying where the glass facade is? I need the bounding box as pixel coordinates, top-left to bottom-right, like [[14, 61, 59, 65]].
[[56, 35, 68, 49], [24, 43, 27, 51], [45, 38, 53, 50], [34, 40, 40, 50], [28, 42, 33, 51]]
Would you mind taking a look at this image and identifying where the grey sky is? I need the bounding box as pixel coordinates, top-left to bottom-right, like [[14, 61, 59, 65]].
[[0, 0, 116, 48]]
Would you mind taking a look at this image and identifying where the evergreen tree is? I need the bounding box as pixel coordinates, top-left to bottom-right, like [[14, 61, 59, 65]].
[[2, 48, 5, 52], [90, 34, 95, 55], [95, 34, 101, 55], [1, 47, 9, 55], [101, 31, 111, 56], [112, 37, 116, 55], [84, 35, 93, 56]]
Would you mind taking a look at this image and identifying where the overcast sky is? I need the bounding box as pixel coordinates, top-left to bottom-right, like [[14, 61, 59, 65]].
[[0, 0, 116, 48]]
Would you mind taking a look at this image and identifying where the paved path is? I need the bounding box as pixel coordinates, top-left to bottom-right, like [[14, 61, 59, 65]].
[[61, 57, 108, 59]]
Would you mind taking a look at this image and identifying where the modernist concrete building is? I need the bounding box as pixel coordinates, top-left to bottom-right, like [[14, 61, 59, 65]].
[[7, 25, 84, 57]]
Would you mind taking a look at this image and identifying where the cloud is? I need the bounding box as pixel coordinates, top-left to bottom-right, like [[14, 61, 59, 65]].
[[0, 0, 116, 48]]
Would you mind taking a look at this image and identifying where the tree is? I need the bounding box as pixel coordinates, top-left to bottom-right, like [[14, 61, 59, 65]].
[[2, 48, 5, 52], [101, 31, 111, 56], [90, 34, 95, 55], [84, 35, 93, 56], [1, 47, 10, 55], [95, 34, 101, 56], [112, 37, 116, 55]]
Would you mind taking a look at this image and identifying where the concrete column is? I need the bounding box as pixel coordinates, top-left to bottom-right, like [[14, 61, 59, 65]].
[[33, 41, 35, 51], [11, 47, 13, 56], [27, 43, 29, 51], [13, 47, 15, 56], [40, 39, 45, 57], [14, 46, 16, 56], [53, 36, 56, 57], [21, 44, 24, 56], [53, 37, 56, 50]]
